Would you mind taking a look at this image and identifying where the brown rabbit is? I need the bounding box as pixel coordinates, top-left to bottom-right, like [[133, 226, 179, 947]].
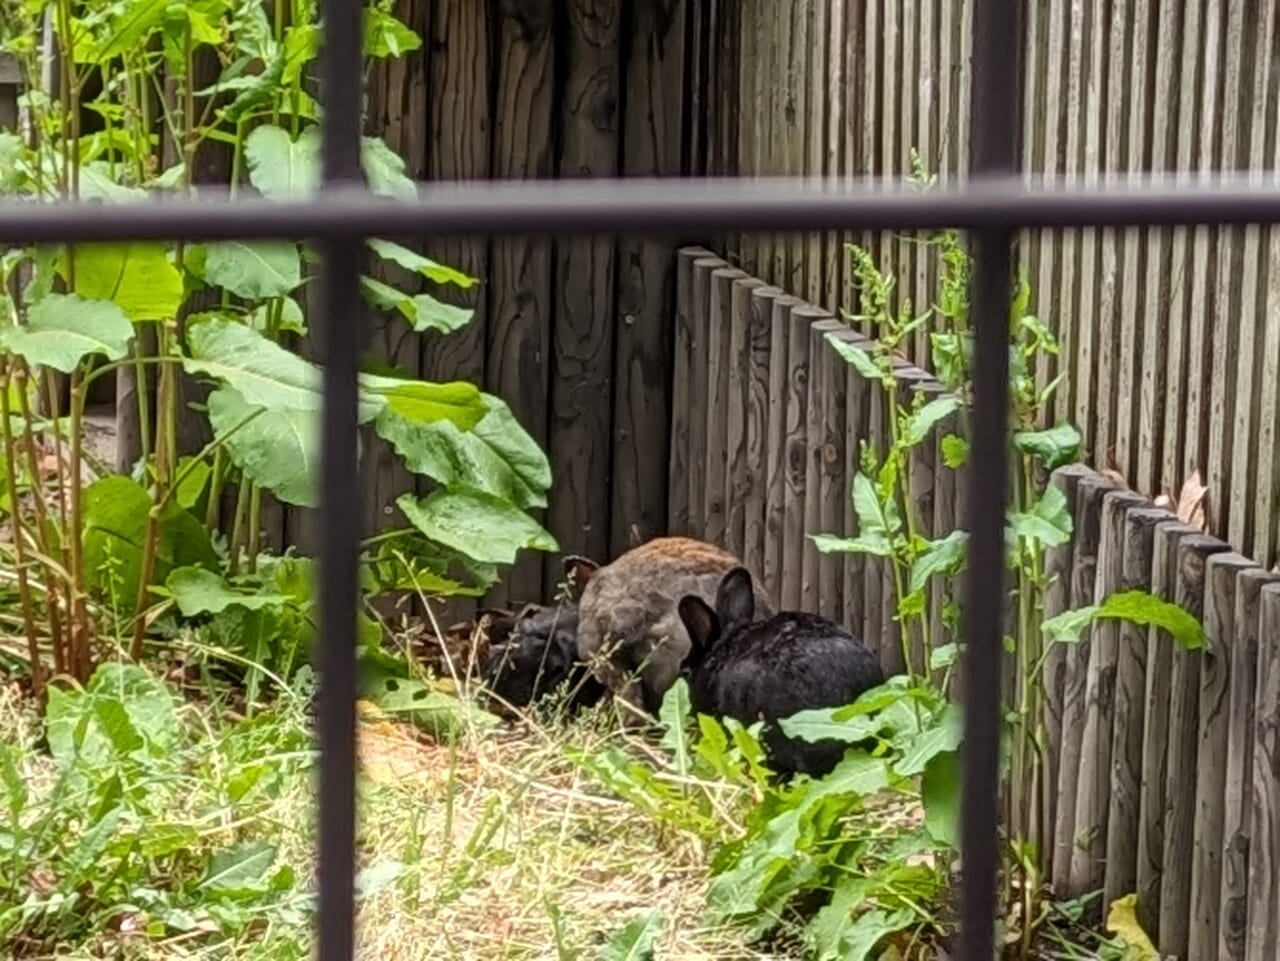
[[565, 536, 773, 727]]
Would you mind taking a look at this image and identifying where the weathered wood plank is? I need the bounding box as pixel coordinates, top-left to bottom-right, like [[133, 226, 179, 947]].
[[670, 246, 717, 535], [1041, 464, 1093, 854], [1052, 471, 1118, 893], [703, 267, 747, 548], [800, 307, 835, 613], [815, 319, 848, 621], [780, 302, 813, 609], [1159, 533, 1231, 958], [545, 0, 621, 587], [1103, 505, 1170, 910], [742, 284, 780, 583], [725, 276, 767, 557], [832, 324, 873, 640], [763, 294, 801, 606], [1136, 518, 1201, 939], [801, 0, 826, 305], [1189, 551, 1257, 960], [1219, 569, 1280, 960], [1247, 582, 1280, 960], [687, 256, 729, 537], [612, 0, 687, 557], [489, 0, 555, 604], [1070, 489, 1148, 894]]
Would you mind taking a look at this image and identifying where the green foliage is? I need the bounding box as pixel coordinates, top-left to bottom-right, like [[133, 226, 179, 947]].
[[599, 910, 664, 961]]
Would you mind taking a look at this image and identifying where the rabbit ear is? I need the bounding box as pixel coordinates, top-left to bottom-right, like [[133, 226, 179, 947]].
[[562, 555, 600, 600], [677, 594, 720, 658], [715, 566, 756, 629]]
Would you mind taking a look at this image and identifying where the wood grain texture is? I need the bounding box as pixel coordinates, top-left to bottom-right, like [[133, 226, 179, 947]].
[[780, 301, 813, 609], [669, 246, 717, 535], [1223, 572, 1280, 961], [1103, 505, 1173, 911], [815, 318, 848, 621], [833, 325, 874, 640], [1052, 472, 1118, 893], [702, 267, 747, 548], [725, 276, 767, 557], [763, 294, 802, 607], [742, 284, 780, 582], [1041, 464, 1093, 852], [1247, 583, 1280, 961], [612, 0, 687, 557], [1188, 551, 1257, 961], [1136, 519, 1200, 940], [545, 0, 621, 587], [799, 307, 834, 613], [687, 256, 729, 537], [1159, 533, 1231, 958], [1069, 489, 1148, 895], [488, 0, 556, 604]]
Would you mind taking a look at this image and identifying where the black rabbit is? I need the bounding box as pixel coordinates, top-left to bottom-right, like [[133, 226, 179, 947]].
[[676, 566, 885, 778], [479, 602, 606, 717]]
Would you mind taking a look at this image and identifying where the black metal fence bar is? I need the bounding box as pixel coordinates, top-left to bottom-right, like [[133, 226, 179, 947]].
[[7, 176, 1280, 245], [960, 0, 1020, 955], [316, 0, 364, 957]]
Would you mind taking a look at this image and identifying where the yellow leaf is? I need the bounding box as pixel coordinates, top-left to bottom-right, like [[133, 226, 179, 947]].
[[1105, 894, 1158, 960]]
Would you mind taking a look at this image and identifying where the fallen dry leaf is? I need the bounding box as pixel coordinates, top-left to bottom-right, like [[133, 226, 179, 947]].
[[1176, 470, 1209, 531]]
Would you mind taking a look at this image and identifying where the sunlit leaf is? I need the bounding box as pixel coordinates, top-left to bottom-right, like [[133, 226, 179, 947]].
[[396, 489, 557, 566], [65, 241, 183, 321], [1, 293, 133, 373]]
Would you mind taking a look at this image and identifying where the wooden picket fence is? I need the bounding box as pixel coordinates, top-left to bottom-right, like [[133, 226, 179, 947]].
[[667, 246, 1280, 961]]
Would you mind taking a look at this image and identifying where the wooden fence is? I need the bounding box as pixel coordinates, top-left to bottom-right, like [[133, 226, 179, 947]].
[[713, 0, 1280, 571], [669, 246, 1280, 960]]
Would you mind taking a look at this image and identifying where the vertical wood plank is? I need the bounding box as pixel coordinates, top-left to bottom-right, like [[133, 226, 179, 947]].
[[1103, 504, 1171, 910], [815, 319, 848, 621], [688, 255, 729, 537], [1070, 488, 1148, 894], [725, 276, 767, 556], [1052, 472, 1118, 892], [546, 0, 621, 587], [1246, 583, 1280, 961], [612, 0, 687, 556], [489, 0, 556, 603], [742, 285, 780, 583], [1159, 533, 1231, 957], [780, 301, 813, 609], [1219, 569, 1280, 961], [833, 325, 874, 638], [764, 294, 802, 606], [801, 0, 827, 305], [800, 307, 834, 612], [703, 266, 747, 548], [1136, 519, 1199, 938], [1189, 550, 1257, 960], [669, 246, 717, 534]]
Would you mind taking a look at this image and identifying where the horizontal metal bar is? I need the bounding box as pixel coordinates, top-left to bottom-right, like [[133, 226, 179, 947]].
[[3, 174, 1280, 243]]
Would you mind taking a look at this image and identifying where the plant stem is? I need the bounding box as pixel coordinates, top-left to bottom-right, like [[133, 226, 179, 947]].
[[0, 367, 45, 698], [246, 482, 262, 573], [66, 370, 90, 679], [228, 479, 252, 576]]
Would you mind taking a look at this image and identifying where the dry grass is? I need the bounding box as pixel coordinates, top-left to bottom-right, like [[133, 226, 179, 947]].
[[353, 700, 787, 960]]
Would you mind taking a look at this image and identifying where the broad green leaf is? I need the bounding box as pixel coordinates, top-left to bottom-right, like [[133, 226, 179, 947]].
[[850, 472, 889, 537], [93, 0, 169, 63], [65, 242, 183, 321], [903, 395, 961, 446], [809, 533, 894, 557], [1008, 484, 1073, 548], [941, 433, 969, 468], [184, 317, 382, 421], [0, 744, 25, 821], [362, 136, 417, 200], [200, 841, 277, 894], [166, 567, 291, 618], [837, 908, 916, 961], [367, 238, 478, 288], [1105, 894, 1159, 960], [472, 393, 553, 494], [360, 275, 474, 333], [600, 910, 664, 961], [244, 124, 321, 199], [1014, 422, 1083, 471], [46, 663, 181, 768], [360, 375, 486, 430], [1041, 605, 1100, 644], [1097, 589, 1205, 651], [248, 296, 307, 336], [396, 489, 557, 566], [282, 23, 320, 86], [364, 674, 499, 739], [1, 293, 132, 373], [921, 749, 961, 847], [929, 642, 961, 671], [809, 751, 891, 800], [207, 385, 319, 506], [825, 332, 882, 381], [908, 530, 968, 594], [658, 679, 692, 776], [204, 240, 302, 299], [778, 707, 881, 745], [363, 7, 423, 58], [895, 704, 963, 776], [82, 475, 218, 615]]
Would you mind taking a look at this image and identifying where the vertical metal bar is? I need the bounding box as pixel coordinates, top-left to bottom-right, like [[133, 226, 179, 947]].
[[959, 0, 1021, 958], [317, 0, 365, 957]]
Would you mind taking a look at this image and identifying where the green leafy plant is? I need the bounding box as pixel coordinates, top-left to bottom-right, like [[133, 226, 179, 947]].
[[0, 0, 556, 703]]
